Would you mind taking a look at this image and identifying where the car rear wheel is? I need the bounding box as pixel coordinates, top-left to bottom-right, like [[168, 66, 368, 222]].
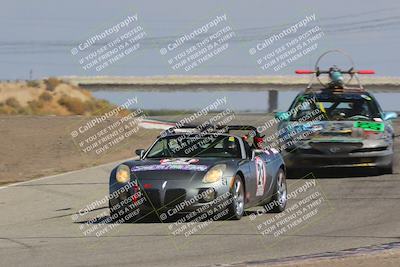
[[266, 168, 287, 213], [226, 175, 245, 220]]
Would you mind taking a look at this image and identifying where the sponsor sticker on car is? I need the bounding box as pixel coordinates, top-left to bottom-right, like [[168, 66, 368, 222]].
[[354, 121, 385, 132], [132, 164, 208, 172]]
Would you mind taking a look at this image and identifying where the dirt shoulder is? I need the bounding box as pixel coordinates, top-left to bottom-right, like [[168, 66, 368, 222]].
[[0, 115, 160, 185]]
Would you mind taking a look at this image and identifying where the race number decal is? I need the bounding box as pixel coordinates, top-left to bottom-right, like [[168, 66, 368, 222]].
[[255, 156, 267, 196]]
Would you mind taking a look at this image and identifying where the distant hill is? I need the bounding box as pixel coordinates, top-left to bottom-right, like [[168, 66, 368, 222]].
[[0, 78, 116, 115]]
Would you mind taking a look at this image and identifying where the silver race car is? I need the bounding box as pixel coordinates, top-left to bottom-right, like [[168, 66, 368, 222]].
[[109, 125, 287, 222], [276, 51, 397, 174], [277, 90, 396, 174]]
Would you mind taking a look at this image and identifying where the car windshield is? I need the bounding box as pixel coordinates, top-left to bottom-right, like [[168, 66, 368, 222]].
[[290, 93, 381, 121], [146, 134, 242, 159]]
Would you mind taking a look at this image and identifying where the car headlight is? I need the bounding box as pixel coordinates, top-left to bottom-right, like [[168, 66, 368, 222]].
[[116, 164, 131, 183], [202, 164, 226, 183]]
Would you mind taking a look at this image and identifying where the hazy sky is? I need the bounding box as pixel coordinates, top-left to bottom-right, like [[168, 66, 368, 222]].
[[1, 0, 400, 79]]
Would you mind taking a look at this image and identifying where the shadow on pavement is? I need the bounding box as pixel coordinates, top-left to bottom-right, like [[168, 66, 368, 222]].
[[287, 167, 386, 179]]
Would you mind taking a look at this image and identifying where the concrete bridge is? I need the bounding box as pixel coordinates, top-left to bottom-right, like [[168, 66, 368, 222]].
[[62, 75, 400, 112]]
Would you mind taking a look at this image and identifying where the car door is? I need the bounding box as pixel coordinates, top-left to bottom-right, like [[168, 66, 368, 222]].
[[250, 150, 276, 204]]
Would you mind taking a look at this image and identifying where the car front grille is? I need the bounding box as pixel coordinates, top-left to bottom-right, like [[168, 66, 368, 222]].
[[142, 189, 162, 209], [299, 157, 375, 166], [351, 147, 388, 153], [164, 189, 186, 208], [309, 142, 363, 154]]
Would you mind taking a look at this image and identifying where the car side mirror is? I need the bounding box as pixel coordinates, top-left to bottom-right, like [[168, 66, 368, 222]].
[[383, 112, 397, 121], [275, 111, 290, 121], [135, 149, 145, 159]]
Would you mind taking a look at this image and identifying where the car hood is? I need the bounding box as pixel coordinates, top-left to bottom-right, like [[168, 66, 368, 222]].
[[122, 157, 237, 181], [284, 120, 390, 142]]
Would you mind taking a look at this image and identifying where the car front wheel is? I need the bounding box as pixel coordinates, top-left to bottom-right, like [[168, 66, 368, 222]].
[[266, 168, 287, 213], [226, 175, 245, 220]]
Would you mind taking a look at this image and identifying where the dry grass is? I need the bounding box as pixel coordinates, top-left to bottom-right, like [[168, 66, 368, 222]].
[[39, 91, 53, 102], [44, 77, 62, 91], [0, 80, 118, 116]]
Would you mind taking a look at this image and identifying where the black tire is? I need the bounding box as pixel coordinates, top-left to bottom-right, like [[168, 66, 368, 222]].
[[265, 168, 287, 213], [377, 154, 394, 175], [226, 175, 245, 220], [379, 162, 393, 175]]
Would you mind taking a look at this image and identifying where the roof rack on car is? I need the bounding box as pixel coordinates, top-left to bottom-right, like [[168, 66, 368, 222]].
[[160, 125, 199, 136], [218, 125, 262, 137], [303, 86, 367, 94], [296, 50, 375, 93], [219, 125, 256, 132], [159, 123, 216, 136], [159, 124, 261, 137], [297, 68, 374, 93]]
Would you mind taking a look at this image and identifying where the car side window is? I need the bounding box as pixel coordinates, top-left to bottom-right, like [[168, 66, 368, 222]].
[[242, 140, 252, 159], [147, 139, 168, 158]]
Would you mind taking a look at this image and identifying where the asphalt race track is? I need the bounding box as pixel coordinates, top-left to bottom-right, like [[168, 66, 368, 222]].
[[0, 154, 399, 267]]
